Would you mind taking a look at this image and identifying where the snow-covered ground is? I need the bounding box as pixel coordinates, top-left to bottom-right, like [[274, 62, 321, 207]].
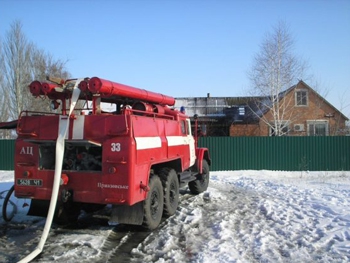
[[0, 170, 349, 263]]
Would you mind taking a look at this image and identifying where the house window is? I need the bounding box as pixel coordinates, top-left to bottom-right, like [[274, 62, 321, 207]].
[[239, 106, 245, 116], [307, 120, 329, 136], [295, 90, 308, 106]]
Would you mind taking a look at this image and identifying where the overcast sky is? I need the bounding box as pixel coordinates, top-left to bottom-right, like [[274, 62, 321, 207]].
[[1, 0, 350, 117]]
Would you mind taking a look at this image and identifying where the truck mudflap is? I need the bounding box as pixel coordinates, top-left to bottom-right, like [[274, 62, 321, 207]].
[[27, 198, 81, 224], [109, 202, 144, 226], [27, 200, 52, 217]]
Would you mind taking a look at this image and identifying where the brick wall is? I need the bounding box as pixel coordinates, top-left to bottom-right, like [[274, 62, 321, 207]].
[[229, 82, 347, 136]]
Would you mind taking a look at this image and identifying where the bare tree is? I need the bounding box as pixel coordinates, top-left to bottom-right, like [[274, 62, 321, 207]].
[[0, 41, 12, 138], [333, 90, 350, 135], [29, 48, 71, 112], [0, 41, 5, 119], [0, 20, 71, 138], [2, 20, 34, 120], [31, 47, 70, 82], [1, 22, 70, 114], [248, 21, 308, 136]]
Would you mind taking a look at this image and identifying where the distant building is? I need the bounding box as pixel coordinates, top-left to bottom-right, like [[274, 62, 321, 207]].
[[175, 93, 231, 136], [175, 81, 349, 136]]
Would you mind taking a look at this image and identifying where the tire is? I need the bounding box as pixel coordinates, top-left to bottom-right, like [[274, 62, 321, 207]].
[[143, 175, 164, 230], [160, 168, 179, 216], [189, 159, 210, 194], [2, 185, 16, 222]]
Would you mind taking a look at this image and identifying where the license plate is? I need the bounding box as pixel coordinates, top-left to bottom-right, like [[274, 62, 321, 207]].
[[17, 179, 43, 187]]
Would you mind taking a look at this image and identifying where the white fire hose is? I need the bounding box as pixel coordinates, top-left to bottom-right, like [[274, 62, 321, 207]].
[[18, 79, 82, 263]]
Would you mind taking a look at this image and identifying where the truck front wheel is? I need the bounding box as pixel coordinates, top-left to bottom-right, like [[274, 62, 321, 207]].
[[143, 175, 164, 230], [189, 159, 210, 194]]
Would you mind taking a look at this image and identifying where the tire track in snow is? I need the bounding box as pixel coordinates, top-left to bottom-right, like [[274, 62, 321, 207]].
[[131, 176, 350, 262], [98, 191, 197, 263], [99, 224, 152, 263], [1, 212, 116, 263], [31, 216, 110, 263], [211, 176, 350, 262], [0, 190, 197, 263], [0, 219, 46, 263]]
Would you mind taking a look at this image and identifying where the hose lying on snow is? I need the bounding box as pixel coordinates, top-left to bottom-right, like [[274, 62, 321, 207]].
[[18, 80, 82, 263]]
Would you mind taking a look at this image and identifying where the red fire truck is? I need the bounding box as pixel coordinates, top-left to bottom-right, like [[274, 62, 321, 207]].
[[10, 77, 210, 229]]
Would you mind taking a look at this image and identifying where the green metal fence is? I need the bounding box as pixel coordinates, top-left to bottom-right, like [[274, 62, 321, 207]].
[[1, 137, 349, 171], [0, 139, 15, 171], [198, 136, 350, 171]]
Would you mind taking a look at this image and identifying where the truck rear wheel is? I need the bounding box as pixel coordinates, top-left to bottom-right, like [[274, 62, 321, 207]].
[[189, 159, 210, 194], [143, 175, 164, 230], [160, 168, 179, 216]]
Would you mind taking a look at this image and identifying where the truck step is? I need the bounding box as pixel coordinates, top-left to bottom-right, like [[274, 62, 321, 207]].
[[179, 171, 197, 185]]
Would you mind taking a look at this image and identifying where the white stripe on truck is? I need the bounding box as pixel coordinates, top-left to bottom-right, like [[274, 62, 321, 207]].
[[135, 136, 191, 150], [135, 137, 162, 150]]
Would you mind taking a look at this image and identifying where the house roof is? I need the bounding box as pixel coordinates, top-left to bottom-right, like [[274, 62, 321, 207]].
[[283, 80, 349, 121]]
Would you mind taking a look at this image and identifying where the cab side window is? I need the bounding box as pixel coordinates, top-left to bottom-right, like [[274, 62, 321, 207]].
[[186, 119, 192, 136], [181, 120, 186, 134]]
